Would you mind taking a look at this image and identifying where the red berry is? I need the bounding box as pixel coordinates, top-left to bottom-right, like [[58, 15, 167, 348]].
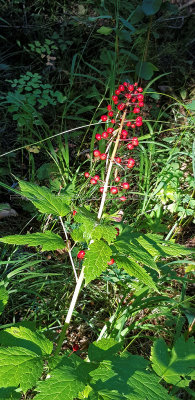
[[137, 87, 143, 92], [133, 107, 140, 114], [128, 85, 134, 92], [95, 134, 102, 141], [137, 94, 144, 101], [93, 150, 101, 157], [136, 120, 143, 127], [108, 111, 114, 117], [94, 175, 100, 181], [122, 182, 130, 189], [101, 115, 108, 122], [73, 210, 77, 216], [73, 344, 79, 352], [127, 143, 134, 150], [127, 158, 135, 168], [115, 89, 121, 95], [132, 137, 139, 146], [134, 90, 138, 94], [111, 119, 116, 124], [131, 98, 136, 103], [77, 250, 85, 259], [136, 116, 142, 121], [84, 172, 90, 178], [102, 131, 109, 139], [134, 82, 138, 86], [131, 124, 135, 129], [107, 258, 115, 265], [123, 82, 128, 86], [112, 95, 118, 102], [107, 127, 114, 134], [90, 178, 97, 185], [120, 196, 127, 202], [115, 176, 121, 182], [126, 121, 131, 127], [121, 129, 128, 136], [110, 187, 118, 194], [138, 102, 144, 107], [115, 227, 120, 236], [107, 105, 112, 111], [100, 153, 107, 160], [125, 93, 131, 99], [117, 103, 125, 111], [99, 187, 104, 193], [118, 84, 125, 91], [115, 157, 122, 164]]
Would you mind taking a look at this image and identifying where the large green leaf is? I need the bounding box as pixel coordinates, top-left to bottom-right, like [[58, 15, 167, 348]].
[[142, 0, 162, 15], [113, 240, 159, 272], [0, 231, 65, 252], [88, 339, 122, 362], [0, 325, 53, 356], [0, 285, 8, 315], [19, 181, 70, 216], [135, 61, 158, 80], [115, 256, 157, 290], [0, 347, 43, 392], [151, 336, 195, 387], [92, 225, 117, 245], [90, 353, 172, 400], [34, 357, 87, 400], [83, 240, 112, 284], [0, 387, 21, 400], [74, 207, 97, 242]]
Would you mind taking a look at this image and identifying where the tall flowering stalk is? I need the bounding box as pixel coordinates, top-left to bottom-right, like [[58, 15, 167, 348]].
[[55, 81, 144, 355]]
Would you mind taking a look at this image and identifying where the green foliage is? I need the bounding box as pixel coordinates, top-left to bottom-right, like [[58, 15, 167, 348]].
[[151, 336, 195, 388], [0, 285, 8, 315], [84, 240, 112, 285], [135, 61, 158, 80], [19, 180, 71, 217], [0, 231, 65, 252], [115, 256, 157, 291], [142, 0, 162, 16], [0, 387, 21, 400]]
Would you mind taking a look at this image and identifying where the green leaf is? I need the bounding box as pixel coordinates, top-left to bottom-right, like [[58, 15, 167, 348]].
[[151, 336, 195, 387], [71, 227, 85, 242], [136, 61, 158, 80], [74, 207, 97, 242], [0, 347, 43, 392], [0, 231, 65, 252], [96, 27, 113, 35], [115, 256, 157, 290], [113, 240, 159, 272], [84, 240, 112, 284], [92, 225, 117, 245], [0, 387, 21, 400], [142, 0, 162, 15], [0, 325, 53, 356], [19, 181, 70, 216], [90, 353, 172, 400], [0, 285, 8, 315], [34, 357, 87, 400], [88, 339, 123, 362]]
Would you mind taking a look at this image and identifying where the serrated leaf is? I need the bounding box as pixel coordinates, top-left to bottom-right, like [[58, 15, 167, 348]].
[[0, 347, 43, 392], [90, 353, 172, 400], [115, 256, 157, 291], [136, 61, 158, 80], [0, 231, 65, 252], [74, 207, 97, 241], [114, 240, 159, 272], [0, 285, 8, 315], [0, 325, 53, 356], [34, 360, 87, 400], [0, 387, 21, 400], [92, 225, 117, 245], [151, 336, 195, 387], [84, 240, 112, 284], [19, 181, 70, 216], [88, 339, 123, 362], [71, 227, 85, 242]]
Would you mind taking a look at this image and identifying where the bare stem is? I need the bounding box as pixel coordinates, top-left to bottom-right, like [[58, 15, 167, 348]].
[[55, 108, 128, 355], [59, 216, 78, 282]]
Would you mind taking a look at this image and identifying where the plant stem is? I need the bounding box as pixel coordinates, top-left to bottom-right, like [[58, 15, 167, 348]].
[[55, 108, 128, 355], [59, 216, 78, 282]]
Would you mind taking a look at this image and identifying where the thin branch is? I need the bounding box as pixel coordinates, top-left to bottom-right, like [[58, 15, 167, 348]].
[[59, 216, 78, 282]]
